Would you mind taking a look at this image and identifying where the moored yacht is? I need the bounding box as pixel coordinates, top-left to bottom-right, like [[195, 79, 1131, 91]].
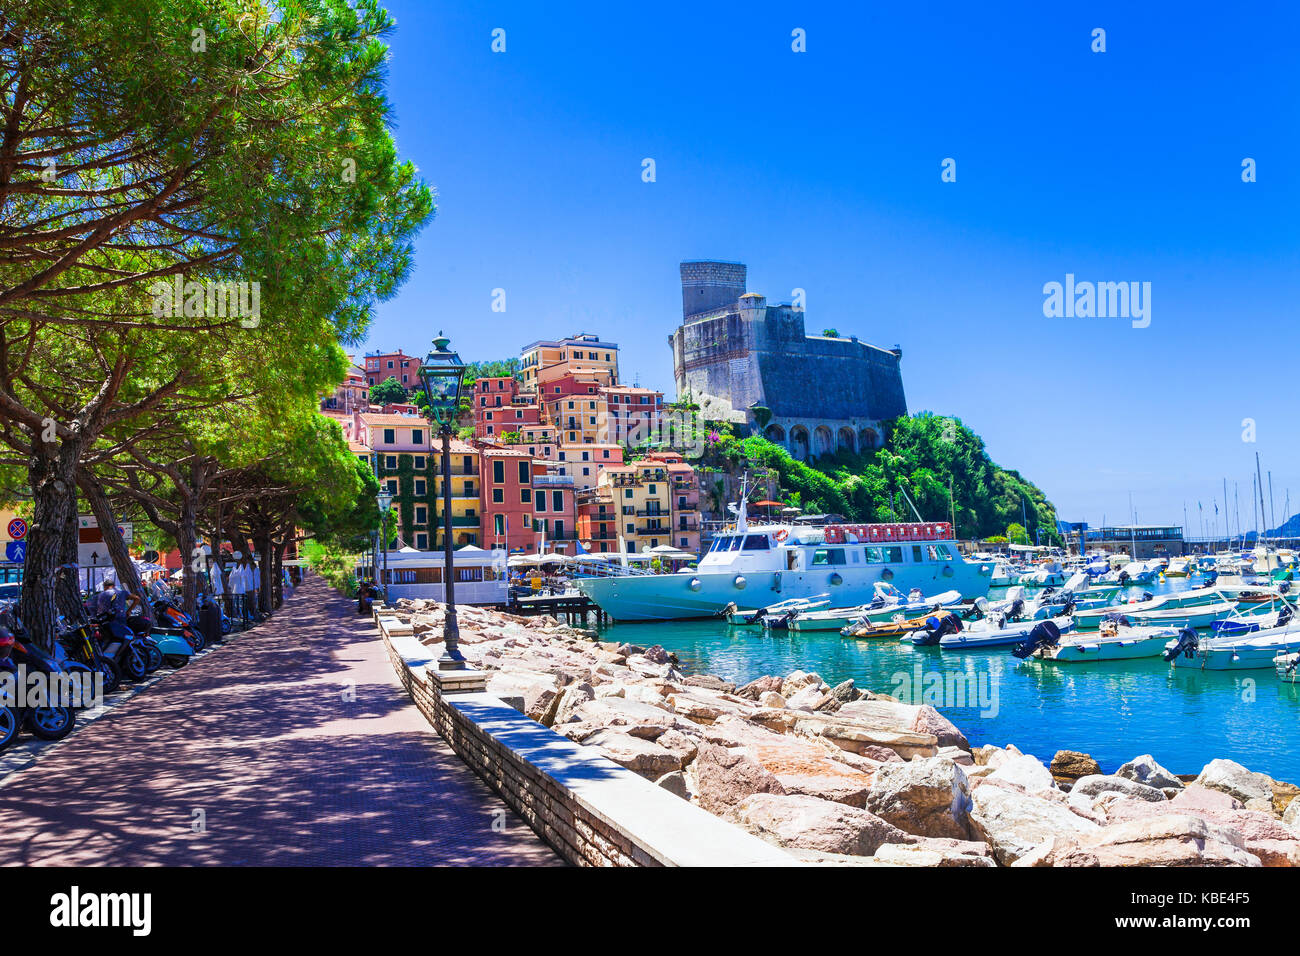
[[574, 496, 992, 621]]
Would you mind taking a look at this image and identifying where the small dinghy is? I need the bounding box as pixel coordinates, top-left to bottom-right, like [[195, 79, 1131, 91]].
[[723, 593, 830, 628], [1016, 617, 1179, 662], [941, 614, 1075, 649], [796, 585, 962, 633]]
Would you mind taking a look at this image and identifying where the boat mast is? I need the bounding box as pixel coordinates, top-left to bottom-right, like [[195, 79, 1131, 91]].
[[1256, 452, 1268, 546]]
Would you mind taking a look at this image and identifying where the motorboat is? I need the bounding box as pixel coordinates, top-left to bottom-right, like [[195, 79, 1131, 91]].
[[575, 486, 991, 621], [1073, 585, 1227, 629], [1165, 621, 1300, 670], [788, 583, 962, 632], [1164, 557, 1192, 577], [1018, 618, 1180, 662], [1017, 562, 1066, 588], [939, 614, 1076, 649], [1127, 600, 1241, 630], [1275, 651, 1299, 682], [723, 593, 830, 628], [844, 608, 961, 640]]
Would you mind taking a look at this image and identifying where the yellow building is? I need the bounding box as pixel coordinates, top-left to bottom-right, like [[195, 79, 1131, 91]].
[[520, 333, 619, 390]]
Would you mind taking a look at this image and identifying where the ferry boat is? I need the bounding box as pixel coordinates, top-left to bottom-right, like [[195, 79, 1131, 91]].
[[573, 496, 992, 622]]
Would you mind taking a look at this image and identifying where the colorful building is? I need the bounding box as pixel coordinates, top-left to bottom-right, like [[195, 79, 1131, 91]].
[[520, 333, 619, 391]]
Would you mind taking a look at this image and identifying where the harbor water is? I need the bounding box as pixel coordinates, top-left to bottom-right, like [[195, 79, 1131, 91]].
[[597, 577, 1300, 781]]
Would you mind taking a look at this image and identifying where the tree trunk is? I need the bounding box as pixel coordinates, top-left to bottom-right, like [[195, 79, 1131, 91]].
[[260, 532, 273, 613], [178, 500, 199, 617], [20, 440, 81, 650], [79, 472, 152, 624]]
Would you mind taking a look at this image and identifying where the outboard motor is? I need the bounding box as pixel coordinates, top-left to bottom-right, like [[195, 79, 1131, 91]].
[[1278, 604, 1294, 628], [911, 612, 961, 646], [1013, 620, 1061, 659], [1061, 597, 1077, 618], [1006, 597, 1026, 621], [1141, 591, 1154, 603], [1102, 611, 1133, 627], [964, 596, 988, 621], [1118, 570, 1130, 586], [1162, 626, 1199, 662], [1279, 581, 1292, 595]]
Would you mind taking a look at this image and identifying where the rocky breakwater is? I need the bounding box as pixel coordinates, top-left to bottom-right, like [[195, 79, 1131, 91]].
[[390, 599, 1300, 867]]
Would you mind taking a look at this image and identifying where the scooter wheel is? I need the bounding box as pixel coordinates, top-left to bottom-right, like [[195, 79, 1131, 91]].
[[94, 656, 121, 694], [121, 644, 149, 682], [141, 642, 163, 673], [0, 707, 18, 750], [28, 705, 75, 741]]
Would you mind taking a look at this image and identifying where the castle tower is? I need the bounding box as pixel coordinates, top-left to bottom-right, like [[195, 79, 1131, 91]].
[[680, 261, 746, 319]]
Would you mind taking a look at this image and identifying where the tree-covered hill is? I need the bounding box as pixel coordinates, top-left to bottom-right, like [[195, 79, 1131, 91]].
[[726, 413, 1059, 544]]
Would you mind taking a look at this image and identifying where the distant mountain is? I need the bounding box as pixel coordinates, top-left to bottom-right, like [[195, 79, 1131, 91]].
[[1268, 513, 1300, 537]]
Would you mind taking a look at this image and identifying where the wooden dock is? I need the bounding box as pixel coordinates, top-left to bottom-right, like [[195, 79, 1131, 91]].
[[505, 591, 610, 627]]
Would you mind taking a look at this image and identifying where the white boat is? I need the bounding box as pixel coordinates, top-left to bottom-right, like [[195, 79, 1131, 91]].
[[1017, 563, 1066, 588], [1030, 623, 1181, 662], [938, 614, 1076, 649], [1127, 600, 1240, 630], [575, 489, 991, 621], [1275, 652, 1299, 682], [1073, 585, 1227, 630], [787, 584, 962, 632], [1166, 620, 1300, 670], [724, 593, 830, 628]]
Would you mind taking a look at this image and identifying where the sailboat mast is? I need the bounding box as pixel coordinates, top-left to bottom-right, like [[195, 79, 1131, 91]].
[[1256, 452, 1267, 545]]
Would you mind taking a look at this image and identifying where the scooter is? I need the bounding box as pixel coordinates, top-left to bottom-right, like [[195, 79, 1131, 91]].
[[0, 628, 77, 749], [91, 613, 151, 682], [151, 599, 205, 652], [56, 619, 120, 694]]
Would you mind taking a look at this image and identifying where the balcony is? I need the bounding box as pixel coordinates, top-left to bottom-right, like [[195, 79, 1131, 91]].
[[533, 474, 574, 487]]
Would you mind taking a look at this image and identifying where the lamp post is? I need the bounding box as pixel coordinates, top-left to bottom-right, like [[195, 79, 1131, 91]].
[[377, 490, 393, 603], [418, 331, 470, 670]]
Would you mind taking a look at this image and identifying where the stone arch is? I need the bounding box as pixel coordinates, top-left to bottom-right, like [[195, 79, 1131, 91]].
[[764, 423, 786, 446], [813, 426, 833, 458], [837, 427, 855, 453], [789, 425, 810, 461], [859, 428, 879, 451]]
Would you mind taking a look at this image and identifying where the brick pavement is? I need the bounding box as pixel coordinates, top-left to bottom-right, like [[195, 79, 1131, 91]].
[[0, 576, 562, 866]]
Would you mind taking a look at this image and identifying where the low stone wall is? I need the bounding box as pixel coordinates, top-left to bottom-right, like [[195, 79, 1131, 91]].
[[377, 617, 794, 867]]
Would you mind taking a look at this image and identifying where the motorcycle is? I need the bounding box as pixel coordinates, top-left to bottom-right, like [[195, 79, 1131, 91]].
[[56, 619, 121, 694], [151, 599, 204, 652], [0, 627, 78, 749], [91, 613, 151, 682]]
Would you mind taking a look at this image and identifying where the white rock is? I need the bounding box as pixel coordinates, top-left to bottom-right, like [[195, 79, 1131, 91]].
[[970, 784, 1101, 865]]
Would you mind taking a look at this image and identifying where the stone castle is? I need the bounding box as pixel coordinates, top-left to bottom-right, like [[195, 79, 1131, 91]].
[[668, 261, 907, 460]]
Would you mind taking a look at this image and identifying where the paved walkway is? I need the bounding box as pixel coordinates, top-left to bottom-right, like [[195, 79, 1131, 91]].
[[0, 576, 562, 866]]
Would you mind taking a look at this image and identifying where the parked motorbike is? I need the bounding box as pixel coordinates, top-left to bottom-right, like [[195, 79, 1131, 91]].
[[0, 627, 77, 749], [151, 599, 204, 652], [91, 613, 151, 682], [56, 620, 121, 694]]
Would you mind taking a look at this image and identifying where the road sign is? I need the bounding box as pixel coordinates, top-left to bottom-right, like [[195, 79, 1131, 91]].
[[4, 541, 24, 562], [6, 518, 26, 541]]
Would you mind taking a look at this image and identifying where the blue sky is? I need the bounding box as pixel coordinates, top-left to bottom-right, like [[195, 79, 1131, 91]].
[[364, 0, 1300, 532]]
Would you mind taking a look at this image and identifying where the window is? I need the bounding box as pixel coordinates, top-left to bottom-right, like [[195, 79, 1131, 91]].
[[680, 538, 689, 549], [492, 488, 504, 503], [385, 455, 397, 470], [519, 488, 531, 504], [493, 460, 505, 483], [414, 455, 425, 470], [626, 523, 635, 534], [554, 520, 564, 539], [383, 428, 395, 445], [415, 505, 427, 524], [535, 493, 546, 512], [518, 461, 529, 483], [415, 533, 428, 550], [414, 479, 426, 496], [385, 478, 397, 494], [463, 456, 473, 473], [743, 535, 771, 551], [494, 514, 505, 536], [552, 490, 563, 511], [728, 537, 744, 551], [912, 545, 924, 563]]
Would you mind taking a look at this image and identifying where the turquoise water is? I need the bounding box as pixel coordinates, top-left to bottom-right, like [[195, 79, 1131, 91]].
[[597, 577, 1300, 781]]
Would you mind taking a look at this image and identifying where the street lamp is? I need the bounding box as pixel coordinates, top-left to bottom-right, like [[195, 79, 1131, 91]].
[[418, 331, 470, 670], [377, 489, 393, 603]]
